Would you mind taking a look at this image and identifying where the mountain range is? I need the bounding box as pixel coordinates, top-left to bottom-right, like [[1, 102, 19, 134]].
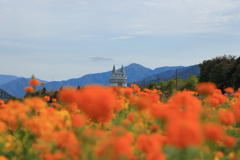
[[0, 63, 200, 98]]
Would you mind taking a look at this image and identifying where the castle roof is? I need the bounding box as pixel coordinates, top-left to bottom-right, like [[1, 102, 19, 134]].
[[112, 65, 126, 74]]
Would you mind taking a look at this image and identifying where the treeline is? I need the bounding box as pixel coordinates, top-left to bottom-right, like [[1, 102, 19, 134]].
[[144, 55, 240, 94], [199, 55, 240, 91], [22, 54, 240, 98], [145, 75, 199, 95]]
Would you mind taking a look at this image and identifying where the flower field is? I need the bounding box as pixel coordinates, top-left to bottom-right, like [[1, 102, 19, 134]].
[[0, 77, 240, 160]]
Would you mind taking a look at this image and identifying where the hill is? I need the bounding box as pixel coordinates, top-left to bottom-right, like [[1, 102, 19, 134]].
[[134, 65, 200, 86], [0, 78, 48, 98], [0, 75, 20, 85], [0, 63, 199, 98], [0, 88, 15, 101]]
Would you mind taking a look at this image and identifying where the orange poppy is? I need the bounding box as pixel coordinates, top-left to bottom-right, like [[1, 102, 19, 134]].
[[218, 109, 235, 125], [196, 82, 217, 95], [76, 86, 117, 123], [203, 123, 224, 142], [43, 96, 50, 102], [224, 87, 234, 94], [29, 79, 40, 87], [223, 136, 236, 148], [24, 86, 34, 93]]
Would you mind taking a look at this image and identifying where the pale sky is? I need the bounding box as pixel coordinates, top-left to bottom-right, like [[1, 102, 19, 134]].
[[1, 0, 240, 81]]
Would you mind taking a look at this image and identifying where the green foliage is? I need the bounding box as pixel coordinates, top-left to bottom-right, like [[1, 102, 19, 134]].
[[146, 76, 198, 95], [146, 83, 158, 90], [165, 78, 184, 95], [199, 55, 240, 91], [180, 76, 199, 91]]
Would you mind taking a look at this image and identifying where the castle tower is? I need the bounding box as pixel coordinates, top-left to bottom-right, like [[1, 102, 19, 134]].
[[109, 65, 127, 87]]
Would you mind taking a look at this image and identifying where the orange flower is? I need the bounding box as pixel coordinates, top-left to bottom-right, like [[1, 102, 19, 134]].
[[136, 134, 160, 153], [218, 109, 235, 125], [165, 117, 202, 149], [0, 121, 6, 133], [224, 87, 234, 94], [130, 92, 159, 110], [71, 114, 86, 128], [205, 90, 228, 107], [131, 84, 140, 94], [150, 103, 168, 121], [0, 100, 4, 105], [231, 101, 240, 123], [0, 100, 30, 130], [52, 98, 57, 102], [113, 132, 135, 159], [25, 97, 47, 111], [0, 156, 8, 160], [234, 93, 240, 99], [196, 82, 217, 95], [167, 91, 202, 116], [127, 113, 133, 122], [122, 119, 131, 126], [29, 79, 40, 87], [76, 86, 117, 123], [41, 152, 67, 160], [66, 102, 78, 112], [150, 125, 159, 132], [215, 151, 224, 158], [136, 133, 166, 160], [223, 136, 236, 148], [203, 123, 224, 142], [50, 131, 80, 159], [0, 104, 6, 109], [95, 128, 134, 160], [124, 87, 133, 96], [114, 98, 124, 112], [51, 102, 62, 109], [43, 96, 50, 102], [24, 86, 34, 93], [58, 88, 79, 104]]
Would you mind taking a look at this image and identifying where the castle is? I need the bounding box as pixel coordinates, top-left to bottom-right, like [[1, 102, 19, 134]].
[[109, 65, 127, 87]]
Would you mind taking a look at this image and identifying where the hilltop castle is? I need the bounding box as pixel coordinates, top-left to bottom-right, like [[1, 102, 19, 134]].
[[109, 65, 127, 87]]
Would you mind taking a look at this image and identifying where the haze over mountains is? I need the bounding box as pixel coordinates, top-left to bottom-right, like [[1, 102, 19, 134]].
[[0, 63, 200, 98]]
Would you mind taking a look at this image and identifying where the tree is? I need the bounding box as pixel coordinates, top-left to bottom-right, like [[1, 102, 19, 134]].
[[146, 83, 157, 90], [199, 55, 239, 90], [164, 78, 184, 95], [230, 56, 240, 89], [181, 76, 199, 91]]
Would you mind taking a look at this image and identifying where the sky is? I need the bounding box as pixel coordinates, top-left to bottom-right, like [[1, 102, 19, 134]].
[[1, 0, 240, 81]]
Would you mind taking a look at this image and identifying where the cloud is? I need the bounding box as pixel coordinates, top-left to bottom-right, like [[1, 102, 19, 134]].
[[142, 2, 160, 6], [0, 0, 8, 3], [88, 57, 116, 62], [110, 36, 134, 40], [76, 1, 86, 5], [131, 31, 151, 35], [1, 0, 240, 40]]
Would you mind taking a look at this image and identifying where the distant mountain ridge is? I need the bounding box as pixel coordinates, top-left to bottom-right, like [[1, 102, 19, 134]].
[[134, 65, 200, 86], [0, 89, 14, 101], [0, 78, 48, 98], [0, 63, 200, 98], [0, 75, 20, 85], [0, 75, 48, 86]]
